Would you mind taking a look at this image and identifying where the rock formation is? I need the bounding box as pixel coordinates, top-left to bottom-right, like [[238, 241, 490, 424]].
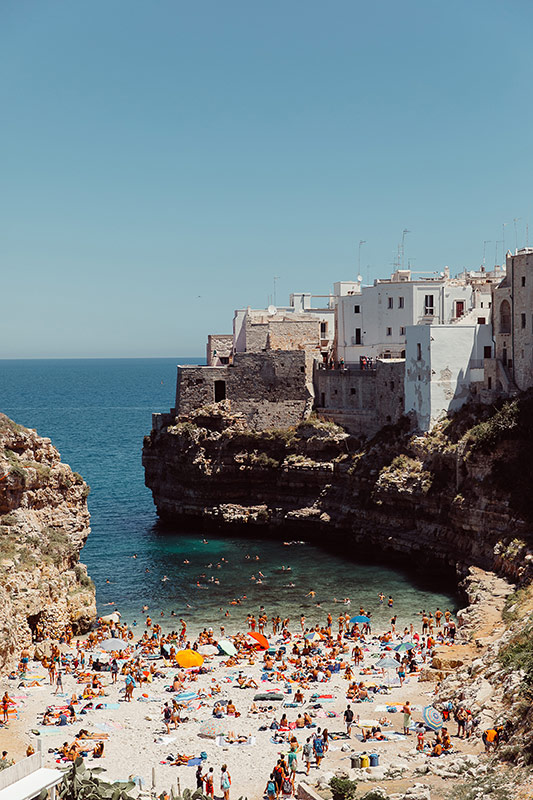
[[143, 397, 533, 584], [0, 414, 96, 673]]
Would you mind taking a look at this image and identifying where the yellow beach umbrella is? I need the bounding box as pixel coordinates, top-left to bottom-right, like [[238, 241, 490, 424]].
[[175, 649, 204, 668]]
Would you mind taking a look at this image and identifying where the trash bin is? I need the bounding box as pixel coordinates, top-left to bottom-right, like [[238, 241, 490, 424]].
[[360, 754, 370, 768], [350, 755, 359, 769], [369, 753, 379, 767]]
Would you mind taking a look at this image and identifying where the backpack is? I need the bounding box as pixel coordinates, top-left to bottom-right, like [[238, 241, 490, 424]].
[[303, 743, 312, 758], [282, 779, 292, 794], [345, 709, 354, 722], [267, 781, 276, 794]]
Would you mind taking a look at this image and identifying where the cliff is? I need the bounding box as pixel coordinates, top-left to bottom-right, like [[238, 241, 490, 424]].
[[143, 396, 533, 584], [0, 414, 96, 673]]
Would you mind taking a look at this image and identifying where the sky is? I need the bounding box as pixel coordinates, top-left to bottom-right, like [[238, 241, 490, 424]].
[[1, 0, 532, 358]]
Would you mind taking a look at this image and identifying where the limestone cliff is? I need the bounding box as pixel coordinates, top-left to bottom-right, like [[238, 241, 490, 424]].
[[143, 397, 533, 584], [0, 414, 96, 673]]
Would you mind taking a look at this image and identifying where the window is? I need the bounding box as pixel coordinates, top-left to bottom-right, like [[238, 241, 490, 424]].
[[320, 321, 328, 337], [354, 304, 360, 313], [398, 296, 404, 309], [477, 317, 486, 325], [321, 393, 325, 406], [484, 346, 492, 359], [424, 295, 434, 315], [390, 380, 395, 390], [455, 300, 465, 318], [500, 300, 511, 334], [400, 326, 406, 336], [488, 377, 492, 390], [354, 328, 361, 345], [417, 343, 422, 361], [350, 387, 356, 395], [480, 302, 484, 308], [522, 276, 526, 287], [386, 327, 392, 336], [388, 297, 393, 309], [522, 313, 526, 329]]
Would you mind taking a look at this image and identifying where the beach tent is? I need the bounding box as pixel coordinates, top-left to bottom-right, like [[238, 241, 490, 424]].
[[247, 632, 269, 650], [175, 649, 204, 668], [218, 640, 237, 656]]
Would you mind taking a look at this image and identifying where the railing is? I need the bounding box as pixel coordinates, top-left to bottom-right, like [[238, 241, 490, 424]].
[[0, 753, 43, 791], [469, 360, 484, 370]]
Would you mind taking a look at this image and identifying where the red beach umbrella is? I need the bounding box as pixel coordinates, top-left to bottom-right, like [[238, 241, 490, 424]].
[[247, 632, 269, 650]]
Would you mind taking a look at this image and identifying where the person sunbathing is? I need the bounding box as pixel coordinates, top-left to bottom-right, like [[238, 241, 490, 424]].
[[171, 753, 193, 765], [226, 701, 236, 716], [225, 731, 248, 743], [294, 689, 304, 703], [93, 741, 105, 758]]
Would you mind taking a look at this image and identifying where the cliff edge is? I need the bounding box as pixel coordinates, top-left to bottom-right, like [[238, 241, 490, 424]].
[[143, 396, 533, 584], [0, 414, 96, 673]]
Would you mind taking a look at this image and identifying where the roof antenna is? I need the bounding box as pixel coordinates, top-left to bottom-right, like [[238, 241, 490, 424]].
[[401, 229, 411, 269], [513, 218, 521, 252], [483, 240, 491, 267]]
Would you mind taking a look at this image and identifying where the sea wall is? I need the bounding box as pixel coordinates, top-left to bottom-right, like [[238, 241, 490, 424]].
[[0, 414, 96, 673], [143, 402, 533, 584]]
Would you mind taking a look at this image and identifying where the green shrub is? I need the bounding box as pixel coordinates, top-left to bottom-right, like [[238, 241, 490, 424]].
[[0, 513, 18, 526], [329, 777, 357, 800], [467, 400, 519, 452]]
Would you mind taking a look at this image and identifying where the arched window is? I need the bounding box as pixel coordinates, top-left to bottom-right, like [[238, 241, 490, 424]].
[[499, 300, 511, 334]]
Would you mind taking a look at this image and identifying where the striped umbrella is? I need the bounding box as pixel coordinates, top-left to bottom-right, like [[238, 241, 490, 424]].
[[394, 642, 415, 653], [304, 632, 323, 642], [423, 706, 443, 731]]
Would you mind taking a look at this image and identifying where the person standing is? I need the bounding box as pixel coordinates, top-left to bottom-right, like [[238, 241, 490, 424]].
[[195, 764, 204, 791], [287, 747, 297, 783], [204, 767, 214, 798], [402, 701, 412, 735], [220, 764, 231, 800], [302, 738, 313, 775], [344, 704, 354, 735], [2, 692, 13, 724], [313, 730, 324, 768], [54, 670, 63, 695]]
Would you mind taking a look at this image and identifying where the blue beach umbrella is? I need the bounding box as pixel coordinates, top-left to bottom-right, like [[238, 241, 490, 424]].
[[423, 706, 444, 731], [394, 642, 415, 653], [376, 657, 399, 670], [349, 615, 370, 625]]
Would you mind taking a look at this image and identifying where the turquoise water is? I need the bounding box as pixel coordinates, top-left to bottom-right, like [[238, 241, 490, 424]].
[[1, 358, 458, 634]]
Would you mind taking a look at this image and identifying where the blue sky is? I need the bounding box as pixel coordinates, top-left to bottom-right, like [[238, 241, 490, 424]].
[[1, 0, 532, 357]]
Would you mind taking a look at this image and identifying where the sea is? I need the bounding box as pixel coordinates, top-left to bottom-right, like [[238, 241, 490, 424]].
[[1, 358, 459, 635]]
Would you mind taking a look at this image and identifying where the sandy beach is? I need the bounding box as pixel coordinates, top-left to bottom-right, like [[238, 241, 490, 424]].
[[0, 611, 484, 800]]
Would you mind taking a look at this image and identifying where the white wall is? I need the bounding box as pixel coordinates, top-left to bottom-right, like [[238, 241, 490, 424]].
[[404, 324, 492, 431]]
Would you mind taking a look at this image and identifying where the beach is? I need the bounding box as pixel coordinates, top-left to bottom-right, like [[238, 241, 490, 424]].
[[0, 606, 485, 800]]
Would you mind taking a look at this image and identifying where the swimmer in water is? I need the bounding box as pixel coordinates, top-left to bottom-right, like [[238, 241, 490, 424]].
[[203, 539, 208, 544], [183, 560, 190, 564], [306, 591, 316, 598], [142, 605, 149, 612], [161, 576, 168, 582], [132, 554, 137, 559]]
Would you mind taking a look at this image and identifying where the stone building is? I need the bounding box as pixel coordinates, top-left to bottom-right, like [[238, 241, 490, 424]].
[[484, 248, 533, 394]]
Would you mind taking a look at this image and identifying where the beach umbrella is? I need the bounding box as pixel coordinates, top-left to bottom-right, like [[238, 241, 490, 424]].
[[394, 642, 415, 653], [198, 644, 218, 656], [349, 615, 370, 625], [247, 632, 269, 650], [199, 720, 225, 738], [304, 632, 323, 642], [376, 657, 399, 669], [175, 649, 204, 668], [99, 638, 123, 652], [218, 639, 237, 656], [423, 706, 443, 731], [357, 719, 380, 728]]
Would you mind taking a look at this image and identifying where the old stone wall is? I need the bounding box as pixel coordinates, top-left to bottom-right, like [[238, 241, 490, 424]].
[[244, 316, 321, 355], [314, 360, 405, 435], [175, 351, 313, 430]]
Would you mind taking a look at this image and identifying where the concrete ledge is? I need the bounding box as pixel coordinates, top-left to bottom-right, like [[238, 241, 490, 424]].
[[297, 781, 326, 800]]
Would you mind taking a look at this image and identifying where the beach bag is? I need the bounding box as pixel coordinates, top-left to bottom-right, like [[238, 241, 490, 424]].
[[221, 773, 231, 791]]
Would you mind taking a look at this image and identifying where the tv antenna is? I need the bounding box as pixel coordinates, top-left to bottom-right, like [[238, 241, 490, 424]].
[[513, 218, 521, 251], [273, 276, 280, 306], [401, 229, 411, 269], [483, 240, 491, 267], [358, 240, 366, 275]]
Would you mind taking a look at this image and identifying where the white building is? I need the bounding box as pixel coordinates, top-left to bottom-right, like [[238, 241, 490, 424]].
[[404, 323, 493, 431], [334, 267, 502, 365]]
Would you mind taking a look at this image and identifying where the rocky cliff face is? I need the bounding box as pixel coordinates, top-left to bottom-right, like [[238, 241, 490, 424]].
[[0, 414, 96, 673], [143, 399, 533, 584]]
